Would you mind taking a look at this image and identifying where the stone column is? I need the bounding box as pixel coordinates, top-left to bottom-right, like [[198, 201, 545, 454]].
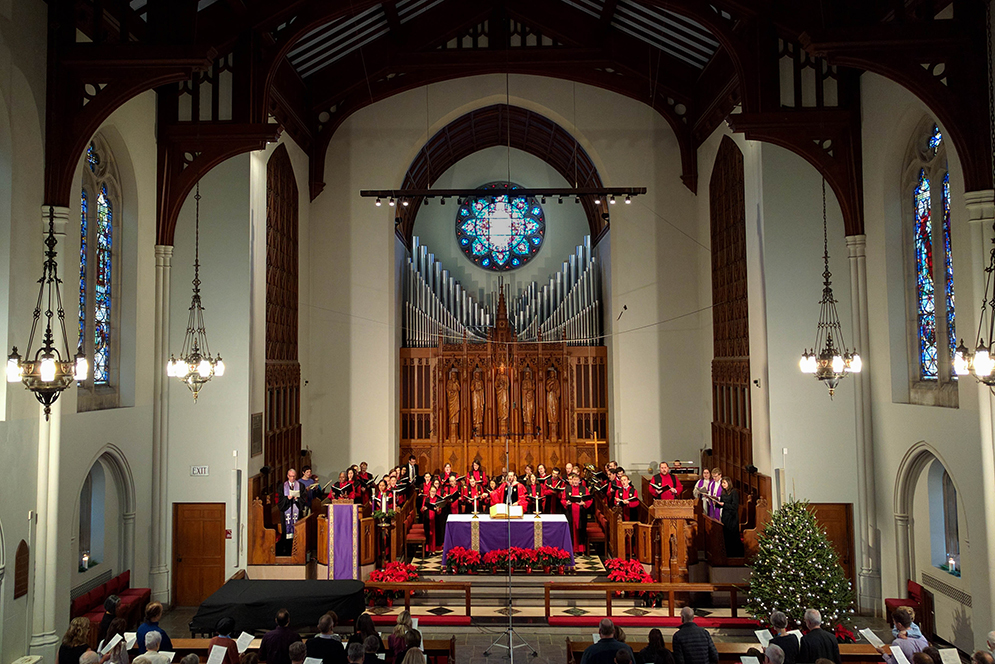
[[29, 205, 70, 661], [150, 245, 172, 604], [894, 513, 912, 593], [122, 511, 136, 577], [846, 234, 881, 614]]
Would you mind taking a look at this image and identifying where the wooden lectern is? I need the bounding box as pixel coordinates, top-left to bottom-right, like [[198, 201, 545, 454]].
[[647, 499, 696, 582]]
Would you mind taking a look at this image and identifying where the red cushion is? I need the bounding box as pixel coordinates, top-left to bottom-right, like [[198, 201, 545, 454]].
[[83, 589, 101, 612], [84, 609, 103, 624], [70, 597, 88, 618], [119, 570, 131, 590], [408, 533, 426, 542], [120, 588, 151, 603], [108, 576, 123, 597], [908, 580, 922, 602]]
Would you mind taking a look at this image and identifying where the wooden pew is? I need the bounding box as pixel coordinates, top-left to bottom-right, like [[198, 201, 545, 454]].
[[565, 639, 883, 664], [169, 636, 456, 663], [248, 497, 315, 565]]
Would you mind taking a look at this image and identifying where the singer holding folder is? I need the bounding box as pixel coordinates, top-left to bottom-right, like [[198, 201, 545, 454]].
[[561, 474, 592, 553], [278, 469, 308, 543], [648, 462, 683, 500]]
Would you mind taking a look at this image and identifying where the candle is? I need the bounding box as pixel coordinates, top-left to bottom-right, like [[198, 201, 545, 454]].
[[381, 495, 386, 513], [473, 496, 478, 513]]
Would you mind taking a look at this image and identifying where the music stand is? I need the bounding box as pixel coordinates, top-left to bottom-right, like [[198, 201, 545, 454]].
[[483, 433, 538, 660]]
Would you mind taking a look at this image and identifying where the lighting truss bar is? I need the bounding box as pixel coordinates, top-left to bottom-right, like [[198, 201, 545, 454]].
[[360, 187, 647, 199]]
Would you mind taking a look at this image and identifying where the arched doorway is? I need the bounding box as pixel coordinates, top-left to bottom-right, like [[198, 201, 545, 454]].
[[73, 445, 137, 582]]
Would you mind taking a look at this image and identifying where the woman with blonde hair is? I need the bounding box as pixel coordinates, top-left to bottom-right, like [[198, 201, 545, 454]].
[[59, 617, 95, 664], [400, 649, 426, 664], [388, 610, 413, 655]]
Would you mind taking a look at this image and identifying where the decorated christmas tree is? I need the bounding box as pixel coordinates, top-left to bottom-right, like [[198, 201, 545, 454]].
[[746, 498, 853, 627]]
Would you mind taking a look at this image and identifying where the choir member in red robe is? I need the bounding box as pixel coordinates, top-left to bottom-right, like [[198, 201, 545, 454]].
[[468, 460, 488, 487], [345, 467, 361, 505], [463, 476, 487, 514], [523, 474, 547, 514], [495, 472, 529, 508], [443, 475, 463, 514], [486, 479, 501, 506], [331, 472, 355, 501], [545, 468, 566, 513], [561, 474, 592, 553], [420, 486, 445, 552], [441, 463, 456, 485], [615, 473, 640, 521], [648, 461, 683, 500], [357, 462, 372, 505], [373, 479, 394, 513], [388, 476, 406, 508], [536, 464, 549, 485]]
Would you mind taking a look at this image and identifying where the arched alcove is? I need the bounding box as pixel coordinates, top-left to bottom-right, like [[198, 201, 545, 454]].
[[73, 445, 137, 582]]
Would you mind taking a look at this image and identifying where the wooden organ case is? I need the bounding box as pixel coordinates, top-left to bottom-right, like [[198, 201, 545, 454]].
[[399, 236, 609, 475]]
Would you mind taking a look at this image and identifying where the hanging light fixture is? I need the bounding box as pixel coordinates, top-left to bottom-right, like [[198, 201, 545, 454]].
[[166, 183, 224, 400], [953, 1, 995, 386], [6, 206, 88, 419], [799, 179, 861, 398]]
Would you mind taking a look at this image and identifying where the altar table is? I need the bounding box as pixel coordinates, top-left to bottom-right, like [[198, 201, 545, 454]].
[[441, 514, 574, 565]]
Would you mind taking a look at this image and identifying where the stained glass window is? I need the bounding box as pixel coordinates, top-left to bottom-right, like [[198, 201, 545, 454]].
[[914, 168, 937, 379], [93, 184, 112, 384], [942, 172, 955, 362], [928, 125, 943, 155], [86, 142, 99, 172], [78, 189, 88, 354], [455, 182, 545, 271]]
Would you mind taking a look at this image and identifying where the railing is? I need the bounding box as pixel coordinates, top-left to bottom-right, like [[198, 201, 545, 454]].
[[365, 581, 472, 617], [544, 582, 745, 620], [566, 640, 883, 664]]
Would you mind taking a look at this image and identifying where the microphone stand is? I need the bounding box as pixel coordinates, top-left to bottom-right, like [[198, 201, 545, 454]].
[[484, 427, 537, 660]]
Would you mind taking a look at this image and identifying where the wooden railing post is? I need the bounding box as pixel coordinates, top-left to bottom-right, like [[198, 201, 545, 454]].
[[606, 590, 612, 617], [669, 590, 676, 617], [545, 583, 551, 621]]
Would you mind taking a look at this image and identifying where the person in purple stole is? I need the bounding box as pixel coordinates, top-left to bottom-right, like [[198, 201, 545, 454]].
[[278, 469, 307, 541], [708, 468, 724, 520]]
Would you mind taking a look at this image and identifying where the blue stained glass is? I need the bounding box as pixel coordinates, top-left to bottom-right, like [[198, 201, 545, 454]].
[[93, 184, 112, 385], [78, 189, 88, 355], [928, 125, 943, 155], [942, 172, 956, 365], [454, 182, 545, 271], [914, 169, 937, 379]]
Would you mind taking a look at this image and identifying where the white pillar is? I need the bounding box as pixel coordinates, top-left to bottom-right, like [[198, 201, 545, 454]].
[[150, 245, 172, 604], [122, 511, 135, 577], [846, 234, 881, 614], [894, 512, 911, 593], [29, 205, 70, 662]]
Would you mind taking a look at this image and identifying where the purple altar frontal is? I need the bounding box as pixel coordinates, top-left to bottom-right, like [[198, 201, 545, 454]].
[[441, 514, 574, 566]]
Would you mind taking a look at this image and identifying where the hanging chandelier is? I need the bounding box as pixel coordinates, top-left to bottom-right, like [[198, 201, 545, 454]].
[[166, 183, 224, 400], [6, 206, 88, 419], [953, 0, 995, 387], [799, 179, 861, 398]]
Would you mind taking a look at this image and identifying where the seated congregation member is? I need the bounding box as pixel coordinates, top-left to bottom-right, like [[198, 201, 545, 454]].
[[615, 473, 640, 521], [768, 611, 799, 664], [798, 609, 840, 664], [401, 650, 427, 664], [98, 594, 121, 644], [331, 472, 355, 501], [81, 651, 102, 664], [208, 617, 241, 664], [135, 632, 171, 664], [388, 611, 413, 656], [707, 469, 724, 520], [182, 656, 200, 664], [463, 476, 487, 513], [974, 654, 995, 664], [672, 606, 719, 664], [580, 618, 634, 664], [562, 473, 593, 553], [638, 628, 676, 664], [98, 618, 130, 664], [397, 629, 423, 663], [348, 614, 384, 653], [876, 607, 928, 664], [420, 485, 446, 551], [373, 479, 394, 513], [307, 612, 346, 664], [765, 645, 786, 664], [442, 475, 463, 514], [892, 606, 924, 641], [288, 642, 307, 664], [648, 462, 683, 500], [717, 477, 743, 557], [58, 617, 93, 664], [363, 636, 383, 664], [136, 602, 172, 655], [921, 648, 942, 664], [260, 608, 303, 664], [468, 459, 487, 485]]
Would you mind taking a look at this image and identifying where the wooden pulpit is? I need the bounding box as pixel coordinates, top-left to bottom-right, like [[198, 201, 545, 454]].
[[647, 499, 696, 582]]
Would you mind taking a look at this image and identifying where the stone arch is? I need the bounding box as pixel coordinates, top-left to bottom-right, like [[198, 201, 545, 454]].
[[74, 444, 137, 575], [892, 440, 967, 596]]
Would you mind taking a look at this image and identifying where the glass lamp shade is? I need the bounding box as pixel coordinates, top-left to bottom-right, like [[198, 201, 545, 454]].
[[6, 356, 21, 383], [975, 348, 994, 377], [39, 355, 57, 383], [848, 353, 862, 373], [214, 357, 225, 377], [74, 354, 88, 382], [831, 354, 844, 373], [197, 359, 212, 378]]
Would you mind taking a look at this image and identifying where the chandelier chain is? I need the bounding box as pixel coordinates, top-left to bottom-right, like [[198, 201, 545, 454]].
[[193, 183, 202, 295]]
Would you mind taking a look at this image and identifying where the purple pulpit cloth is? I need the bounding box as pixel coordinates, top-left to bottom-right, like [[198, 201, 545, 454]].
[[327, 503, 359, 580], [441, 514, 574, 566]]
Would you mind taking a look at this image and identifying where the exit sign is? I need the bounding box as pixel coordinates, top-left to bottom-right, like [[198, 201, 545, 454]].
[[190, 466, 210, 477]]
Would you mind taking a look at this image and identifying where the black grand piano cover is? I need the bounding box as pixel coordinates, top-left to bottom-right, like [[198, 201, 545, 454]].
[[190, 579, 366, 632]]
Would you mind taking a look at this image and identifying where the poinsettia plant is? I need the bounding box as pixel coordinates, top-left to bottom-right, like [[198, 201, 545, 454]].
[[536, 546, 572, 569], [366, 561, 418, 603], [605, 557, 655, 598], [445, 546, 481, 573], [834, 623, 856, 644]]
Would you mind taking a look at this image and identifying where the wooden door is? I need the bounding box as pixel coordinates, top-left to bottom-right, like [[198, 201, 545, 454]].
[[173, 503, 226, 606], [807, 503, 855, 588]]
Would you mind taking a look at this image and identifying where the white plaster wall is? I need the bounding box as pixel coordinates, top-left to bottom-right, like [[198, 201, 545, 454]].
[[303, 75, 710, 481], [411, 146, 591, 301], [860, 72, 988, 646]]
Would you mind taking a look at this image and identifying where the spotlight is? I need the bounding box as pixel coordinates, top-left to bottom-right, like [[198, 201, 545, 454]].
[[423, 198, 429, 206], [402, 199, 409, 207], [389, 197, 396, 207], [395, 216, 402, 226], [440, 197, 446, 205], [594, 195, 601, 205], [558, 197, 563, 204], [575, 196, 580, 204], [610, 195, 616, 205], [625, 195, 631, 204], [541, 196, 547, 204], [375, 197, 382, 207]]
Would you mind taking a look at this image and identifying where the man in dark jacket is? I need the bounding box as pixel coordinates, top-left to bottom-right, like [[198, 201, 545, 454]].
[[260, 609, 303, 664], [580, 619, 635, 664], [673, 607, 719, 664], [306, 613, 346, 664], [798, 609, 841, 664]]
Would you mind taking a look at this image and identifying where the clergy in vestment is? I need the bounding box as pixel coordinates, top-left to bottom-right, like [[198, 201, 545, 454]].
[[708, 468, 724, 520], [278, 469, 308, 540]]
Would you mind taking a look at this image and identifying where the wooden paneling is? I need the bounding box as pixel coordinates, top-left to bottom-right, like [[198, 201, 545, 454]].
[[808, 502, 856, 589], [265, 144, 302, 493], [173, 503, 226, 606]]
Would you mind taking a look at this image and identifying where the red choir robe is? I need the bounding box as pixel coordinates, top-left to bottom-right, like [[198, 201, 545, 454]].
[[373, 489, 394, 513], [357, 471, 372, 504], [544, 477, 566, 513], [648, 472, 683, 500], [468, 469, 488, 486], [495, 482, 529, 508], [615, 485, 640, 521], [331, 481, 355, 502], [462, 484, 487, 514], [420, 494, 444, 551], [523, 483, 548, 513], [391, 486, 407, 508], [442, 483, 463, 514], [561, 485, 592, 553]]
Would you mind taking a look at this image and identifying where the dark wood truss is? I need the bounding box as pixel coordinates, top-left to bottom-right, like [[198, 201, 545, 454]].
[[48, 0, 986, 241]]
